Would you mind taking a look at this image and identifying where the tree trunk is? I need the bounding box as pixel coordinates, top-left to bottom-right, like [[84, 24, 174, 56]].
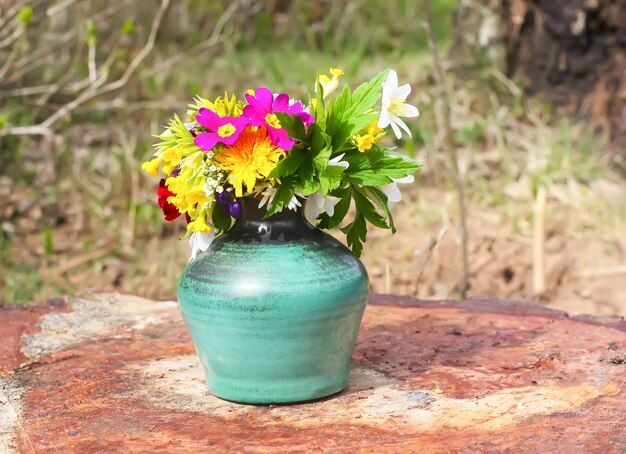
[[453, 0, 626, 146]]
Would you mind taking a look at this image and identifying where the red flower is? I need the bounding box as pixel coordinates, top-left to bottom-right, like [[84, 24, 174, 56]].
[[157, 179, 182, 221]]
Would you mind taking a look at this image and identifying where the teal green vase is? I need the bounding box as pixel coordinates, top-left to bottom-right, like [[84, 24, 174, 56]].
[[177, 197, 369, 404]]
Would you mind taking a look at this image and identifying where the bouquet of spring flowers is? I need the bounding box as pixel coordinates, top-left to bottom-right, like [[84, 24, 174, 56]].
[[142, 68, 420, 260]]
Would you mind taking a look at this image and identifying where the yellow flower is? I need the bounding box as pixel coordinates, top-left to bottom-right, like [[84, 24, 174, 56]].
[[367, 120, 384, 137], [186, 184, 210, 207], [214, 127, 284, 197], [191, 93, 242, 118], [264, 113, 281, 129], [310, 98, 317, 111], [316, 67, 344, 99], [162, 162, 176, 175], [355, 134, 375, 153], [167, 193, 189, 213], [141, 158, 161, 177], [217, 123, 237, 138], [187, 213, 212, 234], [162, 147, 182, 163], [165, 175, 185, 196]]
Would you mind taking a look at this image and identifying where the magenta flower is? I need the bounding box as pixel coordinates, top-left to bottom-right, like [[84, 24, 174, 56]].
[[243, 87, 314, 151], [194, 108, 248, 151]]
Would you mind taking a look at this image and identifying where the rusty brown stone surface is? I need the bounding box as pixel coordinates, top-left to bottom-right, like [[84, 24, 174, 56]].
[[0, 299, 68, 376], [1, 292, 625, 453]]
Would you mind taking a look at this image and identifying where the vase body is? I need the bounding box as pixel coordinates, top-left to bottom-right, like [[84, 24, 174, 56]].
[[177, 197, 369, 404]]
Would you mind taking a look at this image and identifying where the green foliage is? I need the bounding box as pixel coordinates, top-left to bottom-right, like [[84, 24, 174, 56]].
[[212, 202, 233, 232], [85, 19, 98, 46], [326, 69, 389, 151], [265, 178, 297, 217], [18, 6, 33, 28], [123, 19, 135, 36], [43, 228, 54, 256], [343, 147, 420, 185]]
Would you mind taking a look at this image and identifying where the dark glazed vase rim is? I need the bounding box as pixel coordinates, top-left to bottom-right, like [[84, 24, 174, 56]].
[[225, 195, 314, 244]]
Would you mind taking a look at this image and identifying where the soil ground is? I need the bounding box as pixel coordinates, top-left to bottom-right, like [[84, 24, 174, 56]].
[[3, 177, 625, 317]]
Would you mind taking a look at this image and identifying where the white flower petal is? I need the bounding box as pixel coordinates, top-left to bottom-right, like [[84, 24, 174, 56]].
[[392, 174, 415, 184], [399, 103, 420, 118], [394, 84, 411, 100], [305, 193, 324, 221], [389, 120, 402, 139], [287, 194, 302, 211], [392, 115, 412, 138], [304, 192, 340, 222], [383, 70, 398, 90], [324, 196, 339, 216], [189, 230, 215, 262], [328, 153, 349, 169], [380, 182, 402, 203], [377, 109, 391, 129]]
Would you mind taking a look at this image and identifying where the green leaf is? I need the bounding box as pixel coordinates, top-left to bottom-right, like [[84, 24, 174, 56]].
[[366, 187, 396, 233], [319, 165, 344, 196], [300, 178, 319, 196], [312, 146, 332, 172], [332, 84, 351, 118], [18, 6, 33, 28], [265, 179, 297, 217], [347, 68, 390, 118], [325, 69, 389, 151], [317, 187, 351, 229], [352, 186, 388, 229], [275, 112, 307, 142], [308, 123, 330, 154], [341, 214, 367, 257], [299, 158, 316, 190], [343, 148, 420, 186], [308, 123, 331, 172], [268, 147, 306, 179], [211, 204, 233, 232]]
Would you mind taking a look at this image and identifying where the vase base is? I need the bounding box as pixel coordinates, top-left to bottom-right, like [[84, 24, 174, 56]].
[[205, 372, 350, 405]]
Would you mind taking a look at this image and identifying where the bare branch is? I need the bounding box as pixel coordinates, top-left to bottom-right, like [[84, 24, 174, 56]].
[[140, 0, 238, 80], [0, 0, 171, 137], [0, 125, 53, 136]]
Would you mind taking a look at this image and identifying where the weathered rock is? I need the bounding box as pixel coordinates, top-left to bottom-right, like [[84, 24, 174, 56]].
[[1, 292, 625, 453]]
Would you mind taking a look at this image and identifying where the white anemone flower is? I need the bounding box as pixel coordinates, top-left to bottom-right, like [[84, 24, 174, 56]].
[[328, 153, 349, 169], [257, 185, 303, 211], [189, 230, 215, 262], [305, 191, 340, 222], [377, 70, 419, 139], [380, 175, 415, 205], [303, 152, 348, 221]]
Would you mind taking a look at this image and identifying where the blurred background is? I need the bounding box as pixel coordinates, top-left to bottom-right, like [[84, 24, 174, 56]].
[[1, 0, 625, 316]]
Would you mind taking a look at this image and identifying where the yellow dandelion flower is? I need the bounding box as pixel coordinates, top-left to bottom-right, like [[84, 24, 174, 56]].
[[214, 127, 285, 198]]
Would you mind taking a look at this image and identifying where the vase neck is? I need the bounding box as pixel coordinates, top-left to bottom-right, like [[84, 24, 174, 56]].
[[239, 196, 305, 223], [227, 196, 314, 243]]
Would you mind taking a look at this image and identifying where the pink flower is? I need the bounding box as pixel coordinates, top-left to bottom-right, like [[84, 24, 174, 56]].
[[194, 108, 248, 151], [243, 87, 314, 151]]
